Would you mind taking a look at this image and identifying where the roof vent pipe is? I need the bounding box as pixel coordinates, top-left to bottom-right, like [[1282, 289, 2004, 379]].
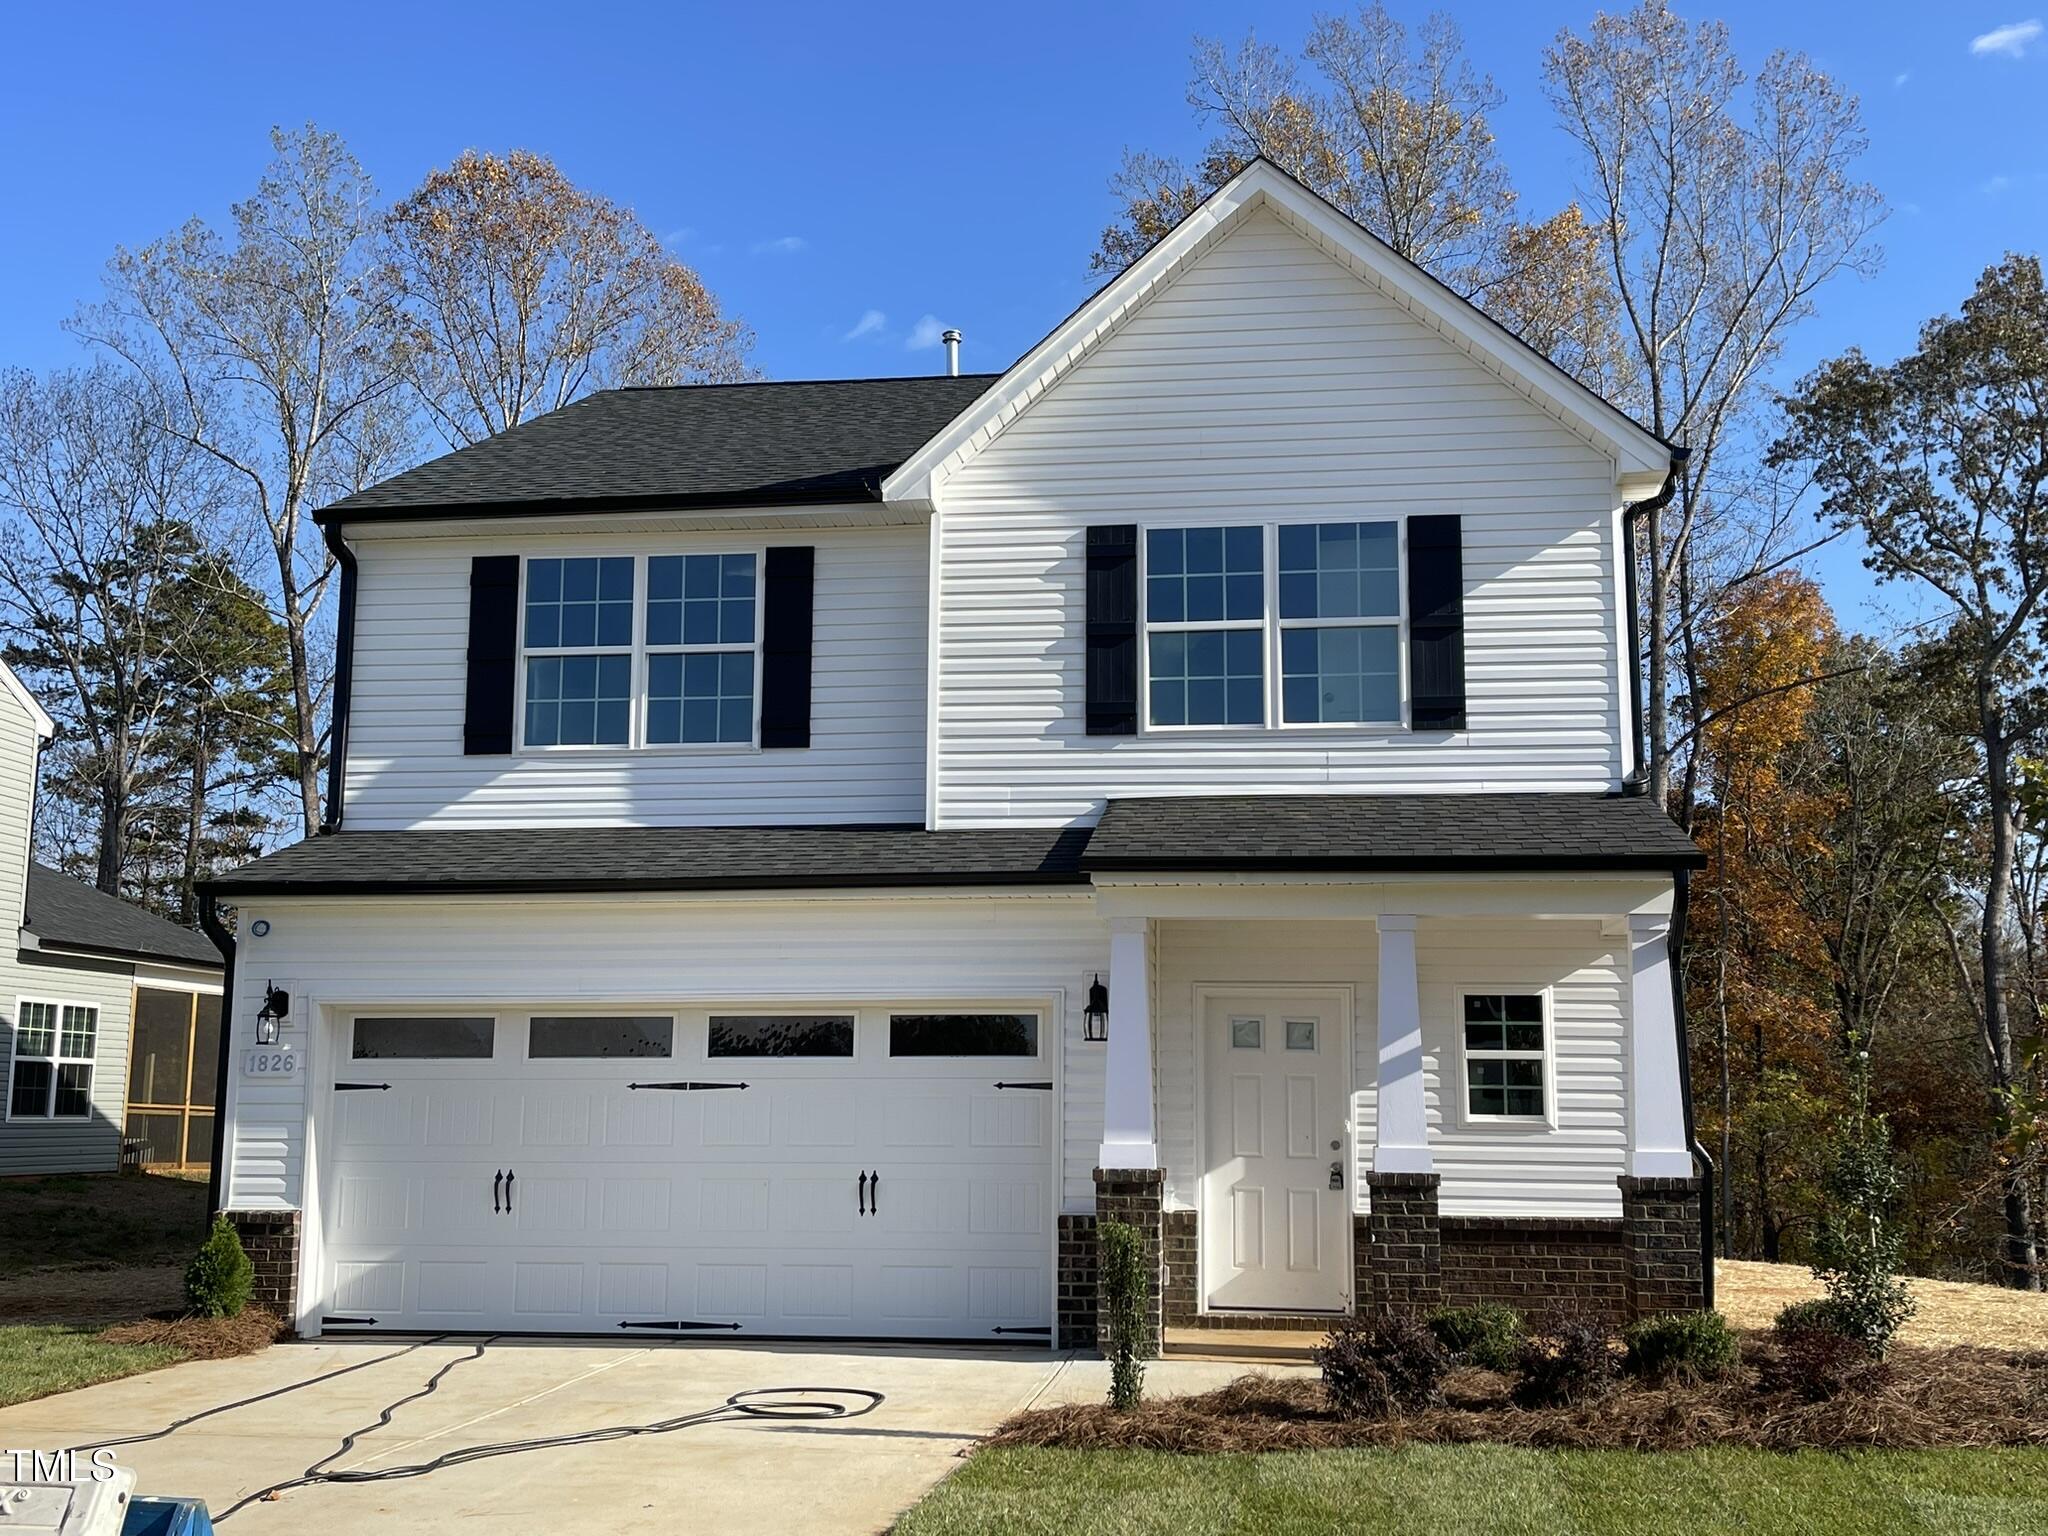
[[941, 328, 962, 377]]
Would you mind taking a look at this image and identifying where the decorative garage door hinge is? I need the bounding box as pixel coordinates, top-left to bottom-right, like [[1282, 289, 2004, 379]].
[[992, 1081, 1053, 1091], [334, 1082, 391, 1091], [991, 1325, 1051, 1336], [322, 1315, 378, 1326], [618, 1319, 744, 1331], [626, 1080, 751, 1092]]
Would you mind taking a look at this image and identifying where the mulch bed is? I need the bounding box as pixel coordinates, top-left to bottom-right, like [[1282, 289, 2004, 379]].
[[98, 1307, 286, 1361], [995, 1340, 2048, 1453]]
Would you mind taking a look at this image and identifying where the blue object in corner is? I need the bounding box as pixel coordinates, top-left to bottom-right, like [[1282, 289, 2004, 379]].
[[122, 1496, 216, 1535]]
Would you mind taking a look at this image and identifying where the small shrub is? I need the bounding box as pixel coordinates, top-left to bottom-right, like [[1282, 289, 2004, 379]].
[[1426, 1303, 1526, 1372], [1622, 1311, 1737, 1384], [1098, 1217, 1148, 1412], [1761, 1297, 1880, 1400], [1316, 1310, 1452, 1419], [1811, 1108, 1915, 1355], [183, 1215, 253, 1320], [1512, 1310, 1617, 1407]]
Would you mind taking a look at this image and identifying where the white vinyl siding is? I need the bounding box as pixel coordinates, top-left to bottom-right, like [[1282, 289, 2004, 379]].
[[340, 525, 928, 828], [931, 207, 1627, 826]]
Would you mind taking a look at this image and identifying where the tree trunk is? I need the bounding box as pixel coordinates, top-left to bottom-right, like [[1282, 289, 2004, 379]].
[[1978, 691, 2044, 1290], [95, 775, 124, 896]]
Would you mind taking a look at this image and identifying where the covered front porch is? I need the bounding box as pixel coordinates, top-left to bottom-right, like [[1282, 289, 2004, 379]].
[[1063, 872, 1706, 1351]]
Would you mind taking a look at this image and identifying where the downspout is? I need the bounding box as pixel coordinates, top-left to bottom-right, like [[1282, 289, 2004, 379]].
[[1618, 448, 1689, 797], [1669, 866, 1716, 1310], [200, 888, 236, 1219], [319, 520, 358, 835]]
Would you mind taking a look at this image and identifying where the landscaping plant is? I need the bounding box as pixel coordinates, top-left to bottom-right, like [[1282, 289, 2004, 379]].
[[1765, 1298, 1876, 1400], [1426, 1303, 1525, 1372], [183, 1214, 254, 1319], [1097, 1217, 1148, 1412], [1621, 1311, 1737, 1384], [1811, 1100, 1915, 1354], [1315, 1310, 1451, 1419], [1512, 1310, 1617, 1407]]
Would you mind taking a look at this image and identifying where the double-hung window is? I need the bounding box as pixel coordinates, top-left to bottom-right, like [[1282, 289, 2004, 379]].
[[519, 552, 760, 749], [1279, 522, 1401, 724], [1461, 992, 1548, 1121], [1144, 526, 1266, 727], [7, 1000, 98, 1120]]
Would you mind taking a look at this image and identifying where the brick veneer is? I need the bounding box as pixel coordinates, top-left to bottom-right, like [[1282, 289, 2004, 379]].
[[1162, 1208, 1199, 1325], [1440, 1216, 1630, 1320], [1092, 1168, 1164, 1356], [224, 1210, 300, 1329], [1056, 1213, 1098, 1349], [1619, 1175, 1707, 1315], [1365, 1171, 1441, 1313]]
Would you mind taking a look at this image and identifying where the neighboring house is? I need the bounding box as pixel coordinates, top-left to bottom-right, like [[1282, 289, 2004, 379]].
[[0, 665, 225, 1177], [205, 160, 1707, 1348]]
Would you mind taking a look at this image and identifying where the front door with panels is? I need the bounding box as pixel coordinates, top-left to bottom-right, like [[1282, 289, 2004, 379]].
[[1200, 991, 1351, 1312]]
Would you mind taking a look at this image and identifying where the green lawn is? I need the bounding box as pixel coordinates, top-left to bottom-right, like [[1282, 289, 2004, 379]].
[[896, 1446, 2048, 1536], [0, 1325, 181, 1409], [0, 1172, 209, 1276]]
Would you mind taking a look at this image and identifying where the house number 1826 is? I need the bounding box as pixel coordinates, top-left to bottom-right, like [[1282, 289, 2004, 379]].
[[241, 1048, 301, 1080]]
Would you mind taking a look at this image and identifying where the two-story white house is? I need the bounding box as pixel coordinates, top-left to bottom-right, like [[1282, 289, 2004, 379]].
[[203, 161, 1708, 1348]]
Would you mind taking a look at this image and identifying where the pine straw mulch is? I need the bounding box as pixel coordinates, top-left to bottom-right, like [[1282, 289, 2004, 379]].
[[993, 1342, 2048, 1455], [97, 1306, 287, 1361]]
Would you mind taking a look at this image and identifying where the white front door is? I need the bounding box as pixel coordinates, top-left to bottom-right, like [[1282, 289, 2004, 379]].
[[1200, 991, 1351, 1312]]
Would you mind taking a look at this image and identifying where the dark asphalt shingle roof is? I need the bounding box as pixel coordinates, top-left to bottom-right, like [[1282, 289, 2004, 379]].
[[25, 862, 223, 967], [319, 376, 999, 524], [203, 825, 1095, 895], [1085, 793, 1705, 872]]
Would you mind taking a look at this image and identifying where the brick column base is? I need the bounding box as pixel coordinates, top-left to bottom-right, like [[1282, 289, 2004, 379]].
[[224, 1210, 301, 1331], [1619, 1175, 1706, 1317], [1365, 1171, 1441, 1314], [1093, 1168, 1164, 1358], [1056, 1215, 1098, 1350]]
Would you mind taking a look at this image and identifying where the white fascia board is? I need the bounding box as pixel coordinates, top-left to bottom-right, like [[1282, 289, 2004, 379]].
[[881, 159, 1675, 511], [0, 660, 56, 740]]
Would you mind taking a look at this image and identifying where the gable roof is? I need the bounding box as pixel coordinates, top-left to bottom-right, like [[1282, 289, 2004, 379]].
[[883, 158, 1676, 510], [318, 375, 999, 526], [24, 862, 222, 967]]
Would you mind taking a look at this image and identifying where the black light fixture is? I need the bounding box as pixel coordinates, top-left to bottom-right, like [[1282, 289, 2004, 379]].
[[1083, 974, 1109, 1043], [255, 983, 289, 1046]]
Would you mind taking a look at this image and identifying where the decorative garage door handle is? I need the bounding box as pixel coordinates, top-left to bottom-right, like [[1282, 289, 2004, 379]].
[[627, 1080, 751, 1091], [868, 1170, 878, 1216], [504, 1169, 514, 1214], [493, 1170, 502, 1213], [857, 1170, 868, 1215]]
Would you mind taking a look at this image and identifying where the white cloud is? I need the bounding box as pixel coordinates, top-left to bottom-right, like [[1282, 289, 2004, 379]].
[[752, 235, 807, 255], [1981, 173, 2013, 194], [1970, 19, 2042, 57], [842, 309, 887, 342], [1893, 71, 1910, 86], [905, 314, 945, 351], [662, 226, 694, 245]]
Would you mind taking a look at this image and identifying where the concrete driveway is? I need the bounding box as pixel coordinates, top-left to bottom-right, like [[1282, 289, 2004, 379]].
[[0, 1338, 1275, 1533]]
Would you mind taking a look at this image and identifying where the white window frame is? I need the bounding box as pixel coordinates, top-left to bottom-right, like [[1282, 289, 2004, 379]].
[[1452, 984, 1556, 1129], [1137, 519, 1410, 735], [6, 997, 100, 1122], [514, 551, 765, 754]]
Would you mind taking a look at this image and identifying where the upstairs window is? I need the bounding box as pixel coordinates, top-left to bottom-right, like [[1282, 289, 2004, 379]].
[[522, 556, 633, 747], [1279, 522, 1401, 725], [1145, 527, 1265, 727]]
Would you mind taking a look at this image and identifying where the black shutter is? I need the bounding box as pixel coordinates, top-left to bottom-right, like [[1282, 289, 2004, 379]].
[[463, 555, 521, 755], [1406, 515, 1466, 731], [1085, 525, 1139, 736], [760, 546, 814, 749]]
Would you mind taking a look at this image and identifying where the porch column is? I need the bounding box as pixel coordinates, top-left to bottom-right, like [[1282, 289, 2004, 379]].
[[1098, 917, 1157, 1170], [1372, 915, 1432, 1174], [1626, 912, 1695, 1179]]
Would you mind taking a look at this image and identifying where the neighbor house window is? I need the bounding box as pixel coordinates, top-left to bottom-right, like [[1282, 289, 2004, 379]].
[[1141, 520, 1404, 729], [519, 552, 762, 749], [1462, 993, 1547, 1119], [8, 1000, 98, 1120]]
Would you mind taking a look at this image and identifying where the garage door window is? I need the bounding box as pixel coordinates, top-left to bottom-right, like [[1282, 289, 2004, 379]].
[[529, 1016, 674, 1058], [889, 1013, 1038, 1058], [708, 1015, 856, 1058], [352, 1017, 495, 1060]]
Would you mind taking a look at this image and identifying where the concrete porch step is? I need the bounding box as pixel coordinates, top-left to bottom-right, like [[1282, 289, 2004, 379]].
[[1163, 1326, 1327, 1362]]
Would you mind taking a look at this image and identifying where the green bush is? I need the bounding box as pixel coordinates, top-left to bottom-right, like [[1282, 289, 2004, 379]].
[[1098, 1217, 1148, 1413], [1766, 1299, 1874, 1400], [1622, 1311, 1737, 1384], [183, 1214, 253, 1319], [1426, 1303, 1526, 1372], [1810, 1111, 1915, 1355], [1315, 1310, 1451, 1419], [1512, 1311, 1617, 1407]]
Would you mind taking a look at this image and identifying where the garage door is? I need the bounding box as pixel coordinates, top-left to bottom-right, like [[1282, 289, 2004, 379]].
[[319, 1008, 1054, 1339]]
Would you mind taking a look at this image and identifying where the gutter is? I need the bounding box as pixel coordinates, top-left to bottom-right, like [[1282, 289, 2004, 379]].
[[319, 521, 358, 834], [1619, 448, 1690, 797], [1669, 865, 1716, 1309], [199, 890, 237, 1219]]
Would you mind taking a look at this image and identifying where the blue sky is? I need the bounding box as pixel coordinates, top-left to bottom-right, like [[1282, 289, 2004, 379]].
[[2, 2, 2044, 624]]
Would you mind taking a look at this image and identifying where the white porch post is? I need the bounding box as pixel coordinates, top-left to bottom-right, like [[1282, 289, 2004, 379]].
[[1097, 916, 1157, 1170], [1372, 915, 1433, 1174], [1628, 912, 1695, 1178]]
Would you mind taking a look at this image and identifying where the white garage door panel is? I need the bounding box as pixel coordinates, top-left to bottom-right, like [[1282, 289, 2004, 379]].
[[321, 1025, 1054, 1339]]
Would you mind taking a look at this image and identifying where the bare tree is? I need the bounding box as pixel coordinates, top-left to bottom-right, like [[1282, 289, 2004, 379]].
[[72, 124, 414, 837], [386, 149, 754, 448], [1544, 1, 1884, 816]]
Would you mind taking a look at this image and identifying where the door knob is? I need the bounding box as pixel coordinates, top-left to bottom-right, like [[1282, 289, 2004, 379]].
[[1329, 1160, 1344, 1190]]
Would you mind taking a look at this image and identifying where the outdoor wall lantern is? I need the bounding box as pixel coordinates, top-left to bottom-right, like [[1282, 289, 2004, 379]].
[[1084, 974, 1109, 1043], [255, 983, 290, 1046]]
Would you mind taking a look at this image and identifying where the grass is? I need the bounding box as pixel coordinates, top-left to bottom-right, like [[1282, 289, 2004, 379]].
[[0, 1172, 210, 1276], [0, 1324, 181, 1409], [896, 1445, 2048, 1535]]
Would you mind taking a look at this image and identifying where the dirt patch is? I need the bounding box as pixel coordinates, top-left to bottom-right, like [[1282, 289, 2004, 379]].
[[1717, 1259, 2048, 1350], [0, 1172, 208, 1278], [98, 1307, 284, 1361], [995, 1342, 2048, 1453], [0, 1264, 185, 1325]]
